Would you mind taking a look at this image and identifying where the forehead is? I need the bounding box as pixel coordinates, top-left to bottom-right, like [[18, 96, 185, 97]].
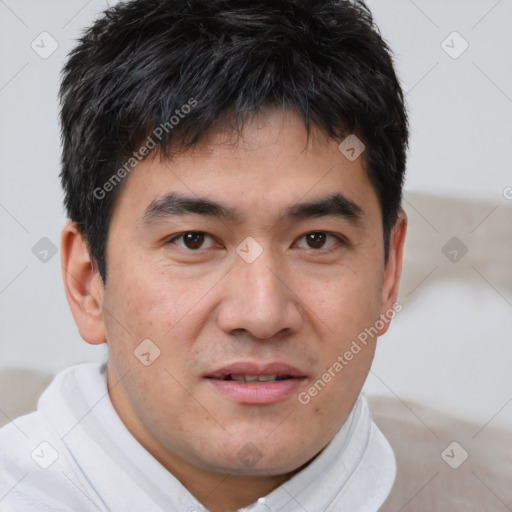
[[110, 109, 380, 227]]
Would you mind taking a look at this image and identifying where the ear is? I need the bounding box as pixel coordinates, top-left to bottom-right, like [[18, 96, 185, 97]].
[[60, 220, 107, 345], [378, 209, 407, 336]]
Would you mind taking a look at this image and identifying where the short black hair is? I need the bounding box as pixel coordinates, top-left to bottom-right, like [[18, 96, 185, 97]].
[[59, 0, 408, 283]]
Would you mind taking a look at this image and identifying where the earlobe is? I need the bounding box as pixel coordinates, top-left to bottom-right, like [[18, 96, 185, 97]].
[[378, 209, 407, 336], [60, 220, 107, 345]]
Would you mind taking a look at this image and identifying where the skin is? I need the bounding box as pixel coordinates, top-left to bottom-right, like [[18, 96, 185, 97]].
[[61, 108, 406, 512]]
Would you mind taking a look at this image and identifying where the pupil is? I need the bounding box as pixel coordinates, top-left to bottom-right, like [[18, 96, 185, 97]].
[[307, 232, 326, 249], [184, 232, 204, 249]]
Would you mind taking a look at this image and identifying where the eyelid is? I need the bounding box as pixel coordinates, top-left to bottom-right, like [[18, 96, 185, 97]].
[[166, 231, 219, 250], [164, 230, 348, 252], [294, 231, 347, 250]]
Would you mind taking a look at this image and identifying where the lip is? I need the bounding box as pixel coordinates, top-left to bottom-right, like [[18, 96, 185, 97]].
[[204, 361, 308, 405], [206, 362, 306, 380]]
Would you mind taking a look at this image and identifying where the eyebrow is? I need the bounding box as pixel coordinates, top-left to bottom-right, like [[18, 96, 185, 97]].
[[141, 191, 364, 225]]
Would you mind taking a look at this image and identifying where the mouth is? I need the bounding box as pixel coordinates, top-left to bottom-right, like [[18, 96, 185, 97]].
[[209, 374, 295, 382], [204, 362, 308, 404]]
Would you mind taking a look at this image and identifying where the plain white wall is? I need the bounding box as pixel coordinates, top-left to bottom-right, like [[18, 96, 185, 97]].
[[1, 0, 511, 430]]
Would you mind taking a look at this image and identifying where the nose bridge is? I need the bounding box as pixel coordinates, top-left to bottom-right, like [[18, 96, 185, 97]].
[[244, 256, 284, 311], [217, 245, 303, 339]]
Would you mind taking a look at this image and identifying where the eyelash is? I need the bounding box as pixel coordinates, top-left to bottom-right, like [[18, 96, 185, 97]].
[[166, 231, 347, 252]]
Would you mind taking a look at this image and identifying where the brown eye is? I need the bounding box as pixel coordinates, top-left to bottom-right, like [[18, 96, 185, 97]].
[[169, 231, 216, 250], [182, 232, 205, 249], [295, 231, 342, 251], [306, 232, 327, 249]]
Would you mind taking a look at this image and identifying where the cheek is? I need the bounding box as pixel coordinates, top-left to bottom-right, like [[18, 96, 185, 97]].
[[102, 261, 215, 383], [296, 264, 382, 403], [104, 278, 162, 339], [104, 260, 191, 335], [298, 264, 383, 338]]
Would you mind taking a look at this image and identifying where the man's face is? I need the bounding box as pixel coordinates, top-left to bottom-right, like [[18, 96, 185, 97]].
[[99, 109, 401, 476]]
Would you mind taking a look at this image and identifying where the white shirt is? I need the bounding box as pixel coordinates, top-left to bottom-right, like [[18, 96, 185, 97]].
[[0, 362, 395, 511]]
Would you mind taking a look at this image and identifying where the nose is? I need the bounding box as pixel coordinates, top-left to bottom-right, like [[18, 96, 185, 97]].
[[216, 249, 304, 339]]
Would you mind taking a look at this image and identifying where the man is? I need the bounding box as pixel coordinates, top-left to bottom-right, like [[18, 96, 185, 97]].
[[0, 0, 408, 510]]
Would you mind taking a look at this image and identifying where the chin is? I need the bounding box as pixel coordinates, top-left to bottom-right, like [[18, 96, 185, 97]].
[[200, 437, 316, 477]]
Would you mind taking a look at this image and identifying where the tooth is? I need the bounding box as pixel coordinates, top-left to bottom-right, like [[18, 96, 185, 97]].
[[244, 375, 259, 382], [230, 374, 246, 382], [258, 374, 278, 382]]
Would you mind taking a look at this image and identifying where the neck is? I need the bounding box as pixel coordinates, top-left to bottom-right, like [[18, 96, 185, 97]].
[[121, 413, 306, 511], [162, 462, 304, 512]]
